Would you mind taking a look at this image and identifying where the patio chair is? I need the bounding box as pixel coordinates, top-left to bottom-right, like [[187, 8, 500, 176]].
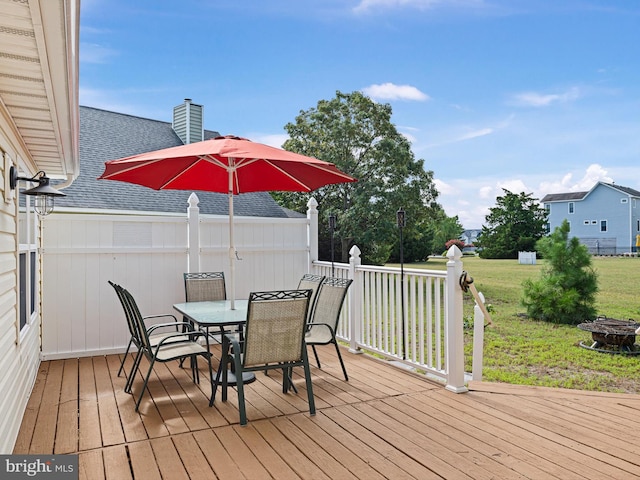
[[109, 281, 187, 380], [214, 289, 315, 425], [305, 277, 353, 381], [184, 271, 226, 301], [297, 274, 325, 322], [118, 286, 215, 411]]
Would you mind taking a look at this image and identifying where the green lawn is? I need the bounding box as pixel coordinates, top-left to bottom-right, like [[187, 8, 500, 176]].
[[406, 255, 640, 393]]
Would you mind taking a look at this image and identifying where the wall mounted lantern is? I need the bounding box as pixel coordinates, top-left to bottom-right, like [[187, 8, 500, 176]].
[[9, 166, 66, 216]]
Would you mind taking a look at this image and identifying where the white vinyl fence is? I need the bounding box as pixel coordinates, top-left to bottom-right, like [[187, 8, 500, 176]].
[[41, 195, 312, 360]]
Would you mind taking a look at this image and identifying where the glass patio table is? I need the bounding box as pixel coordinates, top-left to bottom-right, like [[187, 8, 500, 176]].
[[173, 300, 255, 385]]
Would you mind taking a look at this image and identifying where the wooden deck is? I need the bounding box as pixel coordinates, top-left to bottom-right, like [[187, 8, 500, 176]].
[[14, 345, 640, 479]]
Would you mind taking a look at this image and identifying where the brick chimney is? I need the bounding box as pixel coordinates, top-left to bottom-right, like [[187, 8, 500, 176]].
[[172, 99, 204, 144]]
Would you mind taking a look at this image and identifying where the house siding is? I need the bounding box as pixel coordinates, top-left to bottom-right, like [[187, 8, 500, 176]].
[[544, 182, 640, 253], [0, 136, 42, 454]]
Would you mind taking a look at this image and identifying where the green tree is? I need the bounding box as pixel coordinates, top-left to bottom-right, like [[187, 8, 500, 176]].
[[477, 189, 548, 259], [430, 214, 464, 254], [521, 220, 598, 324], [274, 90, 443, 265]]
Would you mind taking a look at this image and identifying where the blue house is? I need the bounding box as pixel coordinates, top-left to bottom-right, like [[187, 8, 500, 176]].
[[541, 182, 640, 254]]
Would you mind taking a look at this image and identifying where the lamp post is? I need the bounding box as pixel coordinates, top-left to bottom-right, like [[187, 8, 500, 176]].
[[328, 213, 337, 277], [397, 207, 406, 360], [9, 166, 66, 216]]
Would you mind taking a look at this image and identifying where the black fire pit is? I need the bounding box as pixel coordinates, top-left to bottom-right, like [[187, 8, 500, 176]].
[[577, 316, 640, 354]]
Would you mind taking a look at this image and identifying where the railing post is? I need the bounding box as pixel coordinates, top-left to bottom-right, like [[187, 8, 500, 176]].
[[472, 291, 486, 381], [348, 245, 362, 354], [445, 245, 468, 393], [307, 197, 318, 273], [187, 193, 200, 272]]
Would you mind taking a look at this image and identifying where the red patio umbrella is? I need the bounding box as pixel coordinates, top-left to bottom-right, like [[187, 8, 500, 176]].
[[99, 135, 356, 307]]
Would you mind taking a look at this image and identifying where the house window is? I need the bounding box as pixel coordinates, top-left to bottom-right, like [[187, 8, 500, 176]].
[[18, 188, 39, 339], [591, 220, 597, 225], [583, 220, 590, 225], [600, 220, 607, 232], [568, 202, 574, 214], [621, 198, 628, 204]]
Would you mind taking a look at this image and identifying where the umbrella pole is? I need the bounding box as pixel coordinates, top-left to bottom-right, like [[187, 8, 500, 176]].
[[228, 166, 236, 310]]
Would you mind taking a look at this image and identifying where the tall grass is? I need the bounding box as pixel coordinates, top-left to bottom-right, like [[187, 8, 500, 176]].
[[408, 255, 640, 393]]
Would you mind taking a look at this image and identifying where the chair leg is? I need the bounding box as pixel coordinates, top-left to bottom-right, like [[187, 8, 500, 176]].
[[301, 350, 316, 416], [125, 349, 144, 393], [134, 357, 156, 411], [333, 341, 349, 381], [311, 345, 321, 368], [117, 338, 134, 377], [232, 350, 248, 426], [283, 367, 298, 394]]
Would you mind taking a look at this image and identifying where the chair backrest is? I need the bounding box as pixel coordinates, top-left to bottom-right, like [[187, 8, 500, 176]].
[[310, 277, 353, 331], [119, 287, 151, 351], [242, 289, 312, 367], [109, 281, 138, 339], [297, 274, 325, 321], [184, 272, 226, 301]]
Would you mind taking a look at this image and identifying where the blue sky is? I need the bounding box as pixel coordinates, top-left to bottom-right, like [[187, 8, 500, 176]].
[[80, 0, 640, 228]]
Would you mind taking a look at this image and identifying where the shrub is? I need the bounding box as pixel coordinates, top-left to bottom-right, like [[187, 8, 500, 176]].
[[445, 239, 465, 251], [521, 220, 598, 324]]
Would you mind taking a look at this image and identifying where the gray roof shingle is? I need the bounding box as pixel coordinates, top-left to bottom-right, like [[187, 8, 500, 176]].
[[55, 106, 302, 218]]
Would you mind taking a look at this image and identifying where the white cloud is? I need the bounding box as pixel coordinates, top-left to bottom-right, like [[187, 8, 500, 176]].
[[80, 42, 118, 64], [537, 164, 613, 197], [509, 86, 581, 107], [456, 128, 493, 141], [362, 83, 430, 101], [434, 178, 455, 195], [353, 0, 485, 14], [250, 133, 289, 148]]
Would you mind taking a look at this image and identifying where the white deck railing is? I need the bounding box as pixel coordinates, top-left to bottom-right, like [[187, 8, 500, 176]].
[[314, 245, 468, 393]]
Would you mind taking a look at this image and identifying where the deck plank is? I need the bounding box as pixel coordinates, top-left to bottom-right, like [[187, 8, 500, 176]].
[[103, 444, 133, 480], [79, 356, 103, 451], [13, 348, 640, 480], [192, 429, 247, 480], [127, 440, 163, 480], [54, 359, 79, 454], [29, 360, 63, 454], [13, 361, 49, 453]]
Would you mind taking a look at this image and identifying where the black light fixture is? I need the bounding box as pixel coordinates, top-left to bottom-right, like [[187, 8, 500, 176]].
[[397, 207, 406, 360], [9, 166, 66, 216]]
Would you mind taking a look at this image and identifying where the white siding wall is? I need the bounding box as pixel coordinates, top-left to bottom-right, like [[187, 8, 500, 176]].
[[41, 212, 310, 359], [0, 140, 42, 454]]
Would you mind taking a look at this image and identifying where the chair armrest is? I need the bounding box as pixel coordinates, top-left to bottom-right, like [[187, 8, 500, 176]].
[[147, 321, 195, 334], [223, 333, 242, 354], [156, 330, 206, 346], [307, 322, 335, 334], [142, 313, 178, 323]]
